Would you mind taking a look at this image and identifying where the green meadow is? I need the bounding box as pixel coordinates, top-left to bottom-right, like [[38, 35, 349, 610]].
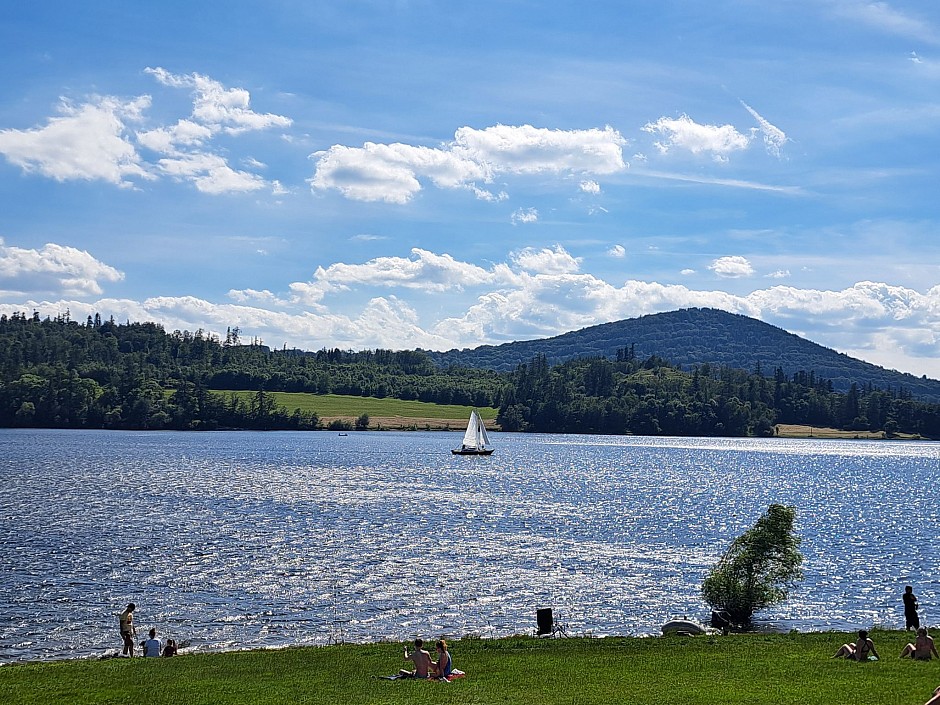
[[1, 632, 936, 705], [216, 391, 498, 423]]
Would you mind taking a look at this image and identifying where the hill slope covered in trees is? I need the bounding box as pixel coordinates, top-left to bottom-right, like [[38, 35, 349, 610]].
[[427, 308, 940, 402]]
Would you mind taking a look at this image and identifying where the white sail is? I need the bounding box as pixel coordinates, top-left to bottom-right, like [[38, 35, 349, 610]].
[[461, 410, 483, 449], [454, 410, 493, 454]]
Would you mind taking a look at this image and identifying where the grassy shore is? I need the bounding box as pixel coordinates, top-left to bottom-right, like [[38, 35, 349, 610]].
[[2, 632, 937, 705]]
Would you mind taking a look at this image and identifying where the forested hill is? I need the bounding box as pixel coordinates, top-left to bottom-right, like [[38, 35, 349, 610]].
[[427, 308, 940, 403]]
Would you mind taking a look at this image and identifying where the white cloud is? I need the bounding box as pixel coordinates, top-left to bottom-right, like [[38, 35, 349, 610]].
[[308, 142, 487, 204], [289, 248, 500, 306], [511, 207, 539, 225], [580, 179, 601, 195], [0, 239, 124, 297], [145, 67, 292, 136], [608, 244, 626, 258], [139, 68, 290, 195], [680, 268, 696, 276], [452, 124, 626, 175], [157, 153, 267, 194], [310, 124, 627, 203], [642, 114, 750, 162], [0, 96, 153, 186], [766, 269, 791, 279], [740, 101, 788, 158], [511, 245, 582, 274], [708, 255, 756, 278]]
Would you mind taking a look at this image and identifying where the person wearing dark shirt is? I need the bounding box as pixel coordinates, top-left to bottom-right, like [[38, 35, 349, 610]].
[[904, 586, 920, 631]]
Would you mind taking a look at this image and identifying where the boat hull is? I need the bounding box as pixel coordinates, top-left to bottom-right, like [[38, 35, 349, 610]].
[[451, 448, 494, 455], [661, 618, 707, 636]]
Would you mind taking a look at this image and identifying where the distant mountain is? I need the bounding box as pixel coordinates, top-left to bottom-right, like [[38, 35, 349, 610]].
[[427, 308, 940, 402]]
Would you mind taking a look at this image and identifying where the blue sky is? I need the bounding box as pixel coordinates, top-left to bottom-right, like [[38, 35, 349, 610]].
[[2, 1, 940, 378]]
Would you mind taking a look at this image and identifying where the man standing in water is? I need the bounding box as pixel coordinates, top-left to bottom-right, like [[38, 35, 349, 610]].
[[119, 603, 136, 657], [904, 586, 920, 631]]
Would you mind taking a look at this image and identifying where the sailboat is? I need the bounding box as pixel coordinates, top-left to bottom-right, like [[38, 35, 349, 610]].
[[452, 409, 495, 455]]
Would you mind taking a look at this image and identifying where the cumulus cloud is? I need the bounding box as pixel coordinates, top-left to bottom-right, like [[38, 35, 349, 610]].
[[708, 255, 756, 278], [580, 179, 601, 194], [144, 67, 292, 136], [511, 245, 581, 274], [511, 207, 539, 225], [310, 124, 627, 203], [4, 244, 940, 377], [157, 153, 267, 194], [766, 269, 791, 279], [0, 96, 153, 186], [140, 67, 291, 195], [642, 114, 750, 162], [0, 69, 290, 195], [288, 248, 502, 306], [608, 244, 626, 258], [0, 239, 124, 297]]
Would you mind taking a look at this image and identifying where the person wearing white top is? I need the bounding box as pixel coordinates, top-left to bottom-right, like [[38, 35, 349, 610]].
[[141, 628, 161, 657]]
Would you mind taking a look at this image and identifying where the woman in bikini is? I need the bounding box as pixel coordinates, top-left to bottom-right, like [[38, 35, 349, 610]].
[[833, 629, 879, 660]]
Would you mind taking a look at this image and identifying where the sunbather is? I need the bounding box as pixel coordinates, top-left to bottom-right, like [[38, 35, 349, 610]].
[[832, 629, 879, 661], [399, 638, 433, 678], [433, 639, 452, 679], [902, 628, 939, 660]]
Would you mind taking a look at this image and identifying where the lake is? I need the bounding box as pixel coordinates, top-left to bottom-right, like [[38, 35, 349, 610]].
[[0, 428, 937, 664]]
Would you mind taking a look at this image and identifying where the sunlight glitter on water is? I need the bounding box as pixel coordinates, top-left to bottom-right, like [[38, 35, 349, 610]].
[[0, 429, 938, 663]]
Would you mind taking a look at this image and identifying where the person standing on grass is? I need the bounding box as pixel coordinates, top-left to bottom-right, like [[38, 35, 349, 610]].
[[118, 603, 136, 657], [905, 586, 920, 631]]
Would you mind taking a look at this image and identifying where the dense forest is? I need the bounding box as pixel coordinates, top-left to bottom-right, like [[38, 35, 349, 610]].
[[0, 311, 504, 430], [496, 352, 940, 438], [428, 307, 940, 402], [1, 310, 939, 438]]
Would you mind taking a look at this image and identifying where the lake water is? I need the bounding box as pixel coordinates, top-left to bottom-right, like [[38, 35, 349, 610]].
[[1, 428, 938, 664]]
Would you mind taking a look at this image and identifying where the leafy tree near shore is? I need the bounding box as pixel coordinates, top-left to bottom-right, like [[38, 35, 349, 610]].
[[701, 504, 803, 625]]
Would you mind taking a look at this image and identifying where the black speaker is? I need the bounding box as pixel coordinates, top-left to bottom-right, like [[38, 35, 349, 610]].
[[536, 608, 553, 635]]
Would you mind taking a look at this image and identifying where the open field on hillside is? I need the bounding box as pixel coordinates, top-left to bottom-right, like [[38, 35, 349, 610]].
[[1, 632, 934, 705], [216, 391, 499, 430]]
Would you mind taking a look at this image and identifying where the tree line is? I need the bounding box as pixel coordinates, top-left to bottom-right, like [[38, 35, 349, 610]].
[[0, 311, 504, 430], [496, 352, 940, 439], [1, 311, 939, 438]]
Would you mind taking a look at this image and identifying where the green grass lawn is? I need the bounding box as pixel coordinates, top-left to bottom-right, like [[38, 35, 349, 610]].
[[215, 391, 498, 421], [2, 632, 936, 705]]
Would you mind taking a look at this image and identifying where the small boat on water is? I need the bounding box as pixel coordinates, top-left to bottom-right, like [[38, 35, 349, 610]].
[[452, 409, 494, 455], [661, 616, 708, 636]]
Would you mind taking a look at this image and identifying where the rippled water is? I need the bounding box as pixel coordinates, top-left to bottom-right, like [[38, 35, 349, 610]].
[[1, 428, 938, 663]]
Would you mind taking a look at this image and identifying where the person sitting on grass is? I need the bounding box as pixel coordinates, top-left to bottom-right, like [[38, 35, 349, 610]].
[[924, 685, 940, 705], [399, 638, 433, 678], [833, 629, 880, 661], [901, 628, 939, 660], [162, 638, 178, 657], [432, 639, 452, 679], [140, 628, 161, 658]]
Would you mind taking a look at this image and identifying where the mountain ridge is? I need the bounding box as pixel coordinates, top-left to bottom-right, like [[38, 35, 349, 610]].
[[426, 308, 940, 403]]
